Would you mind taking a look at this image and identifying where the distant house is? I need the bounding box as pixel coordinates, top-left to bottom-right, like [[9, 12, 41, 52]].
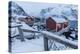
[[46, 16, 68, 32], [19, 16, 34, 26]]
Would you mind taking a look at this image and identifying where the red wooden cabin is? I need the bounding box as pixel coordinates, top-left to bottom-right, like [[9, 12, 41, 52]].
[[18, 16, 34, 26], [46, 16, 68, 32]]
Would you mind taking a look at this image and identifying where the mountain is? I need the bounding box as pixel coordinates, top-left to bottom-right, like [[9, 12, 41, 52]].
[[8, 1, 28, 16], [40, 5, 78, 19], [40, 7, 54, 18]]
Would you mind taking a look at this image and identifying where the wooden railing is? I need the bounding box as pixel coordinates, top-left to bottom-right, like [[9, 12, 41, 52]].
[[21, 29, 78, 50], [40, 31, 78, 51], [9, 24, 25, 41], [9, 25, 78, 51]]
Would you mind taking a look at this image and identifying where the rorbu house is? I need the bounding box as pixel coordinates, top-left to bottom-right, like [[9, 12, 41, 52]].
[[18, 16, 34, 26], [46, 16, 68, 32]]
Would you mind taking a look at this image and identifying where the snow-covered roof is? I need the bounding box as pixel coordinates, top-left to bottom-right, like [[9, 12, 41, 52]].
[[51, 17, 67, 23], [45, 16, 67, 23], [16, 15, 27, 18], [11, 13, 27, 18], [44, 13, 67, 23]]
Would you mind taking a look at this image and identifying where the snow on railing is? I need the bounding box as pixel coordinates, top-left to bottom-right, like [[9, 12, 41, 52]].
[[9, 24, 25, 41], [40, 31, 78, 51]]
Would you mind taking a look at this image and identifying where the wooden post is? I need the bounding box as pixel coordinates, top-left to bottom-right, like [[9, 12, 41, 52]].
[[18, 26, 25, 42], [56, 24, 57, 32], [43, 35, 49, 51]]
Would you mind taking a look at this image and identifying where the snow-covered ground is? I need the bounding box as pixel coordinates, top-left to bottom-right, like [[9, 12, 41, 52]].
[[11, 32, 74, 53], [12, 34, 75, 53], [12, 36, 44, 53]]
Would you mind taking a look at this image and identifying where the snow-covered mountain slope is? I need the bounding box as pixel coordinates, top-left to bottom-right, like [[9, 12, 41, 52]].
[[9, 1, 28, 17], [40, 5, 78, 19]]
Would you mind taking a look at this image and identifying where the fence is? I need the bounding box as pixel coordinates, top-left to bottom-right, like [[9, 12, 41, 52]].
[[9, 25, 78, 51], [40, 31, 78, 51]]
